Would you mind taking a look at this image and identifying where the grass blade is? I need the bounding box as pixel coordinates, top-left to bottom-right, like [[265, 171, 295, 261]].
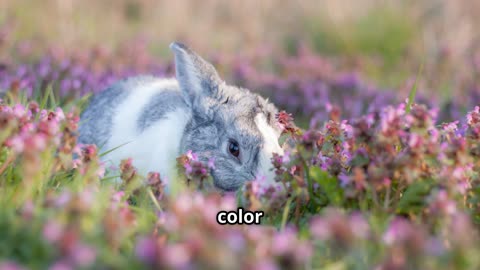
[[99, 141, 131, 157], [40, 84, 54, 109], [406, 60, 424, 113], [280, 197, 293, 230]]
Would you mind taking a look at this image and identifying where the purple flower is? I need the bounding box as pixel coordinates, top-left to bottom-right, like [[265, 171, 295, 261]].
[[48, 261, 73, 270], [208, 157, 216, 169], [338, 173, 350, 187], [0, 261, 27, 270], [252, 259, 279, 270], [186, 150, 198, 161], [42, 221, 64, 243], [70, 243, 96, 267], [162, 244, 191, 268], [135, 237, 158, 264], [271, 228, 296, 255], [184, 163, 192, 174]]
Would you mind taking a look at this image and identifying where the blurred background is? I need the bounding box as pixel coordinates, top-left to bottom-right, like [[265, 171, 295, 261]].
[[1, 0, 480, 123]]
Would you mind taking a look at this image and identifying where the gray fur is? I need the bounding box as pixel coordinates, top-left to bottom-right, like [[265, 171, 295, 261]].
[[79, 42, 281, 191], [179, 90, 268, 191], [79, 76, 157, 147], [170, 42, 281, 191], [137, 89, 188, 131]]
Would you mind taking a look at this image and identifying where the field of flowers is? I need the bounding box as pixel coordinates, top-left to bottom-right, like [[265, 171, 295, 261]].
[[1, 1, 480, 268], [0, 38, 480, 270]]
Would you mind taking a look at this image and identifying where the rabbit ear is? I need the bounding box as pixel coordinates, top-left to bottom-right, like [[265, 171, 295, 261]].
[[170, 42, 222, 107]]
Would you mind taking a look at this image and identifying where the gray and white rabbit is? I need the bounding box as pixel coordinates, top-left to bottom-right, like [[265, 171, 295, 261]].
[[79, 42, 284, 191]]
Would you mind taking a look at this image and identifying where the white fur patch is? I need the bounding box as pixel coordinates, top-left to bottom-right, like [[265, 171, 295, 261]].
[[254, 113, 284, 185], [103, 79, 191, 187]]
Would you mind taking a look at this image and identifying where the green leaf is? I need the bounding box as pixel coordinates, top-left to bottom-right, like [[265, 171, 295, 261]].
[[99, 141, 131, 157], [406, 59, 424, 113], [396, 180, 433, 214], [40, 84, 54, 109], [310, 167, 344, 206], [280, 197, 293, 230]]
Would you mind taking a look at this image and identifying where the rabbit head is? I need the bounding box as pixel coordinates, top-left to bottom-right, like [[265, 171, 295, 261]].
[[171, 42, 284, 191]]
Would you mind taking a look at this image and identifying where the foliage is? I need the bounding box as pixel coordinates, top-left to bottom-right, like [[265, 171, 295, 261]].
[[1, 44, 480, 270]]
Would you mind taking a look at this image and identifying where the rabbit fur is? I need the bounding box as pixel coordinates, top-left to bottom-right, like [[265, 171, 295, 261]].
[[79, 42, 284, 191]]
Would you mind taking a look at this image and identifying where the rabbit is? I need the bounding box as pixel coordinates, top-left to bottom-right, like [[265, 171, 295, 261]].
[[78, 42, 284, 191]]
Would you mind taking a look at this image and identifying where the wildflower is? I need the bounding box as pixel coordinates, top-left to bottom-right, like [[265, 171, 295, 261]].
[[271, 228, 296, 255], [120, 158, 137, 183], [111, 191, 125, 203], [135, 237, 158, 264], [275, 110, 299, 135], [466, 106, 480, 125], [12, 104, 26, 117], [208, 157, 216, 169], [162, 244, 191, 269], [428, 190, 457, 216], [43, 221, 64, 243], [147, 172, 166, 200], [0, 261, 27, 270], [70, 243, 96, 267], [252, 259, 278, 270], [186, 150, 198, 161]]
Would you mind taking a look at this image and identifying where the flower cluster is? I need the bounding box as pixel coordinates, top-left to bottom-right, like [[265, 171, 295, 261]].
[[1, 42, 480, 126], [246, 103, 479, 213], [2, 43, 480, 269], [177, 150, 216, 191], [135, 192, 312, 269]]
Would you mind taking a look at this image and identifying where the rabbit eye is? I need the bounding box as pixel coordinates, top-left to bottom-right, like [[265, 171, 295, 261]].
[[228, 140, 240, 158]]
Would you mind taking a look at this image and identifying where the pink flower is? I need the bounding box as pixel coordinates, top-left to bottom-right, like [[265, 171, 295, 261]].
[[186, 150, 198, 161], [338, 173, 350, 187], [12, 104, 26, 117], [48, 261, 73, 270], [408, 134, 422, 148], [7, 135, 25, 152], [341, 120, 354, 138], [135, 237, 158, 264], [0, 261, 27, 270], [54, 191, 72, 208], [72, 159, 82, 169], [382, 218, 418, 246], [349, 213, 369, 239], [252, 259, 279, 270], [281, 151, 291, 164], [25, 133, 47, 151], [208, 157, 216, 169], [96, 163, 106, 178], [112, 191, 125, 203], [176, 194, 193, 213], [54, 108, 65, 121], [184, 163, 192, 174], [225, 232, 246, 251], [467, 106, 480, 125], [271, 228, 296, 255], [162, 244, 191, 268], [70, 243, 96, 267], [43, 221, 64, 243], [310, 218, 330, 240]]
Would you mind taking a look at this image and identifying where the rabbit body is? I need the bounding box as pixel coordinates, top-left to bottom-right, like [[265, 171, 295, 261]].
[[79, 76, 190, 184], [79, 43, 283, 191]]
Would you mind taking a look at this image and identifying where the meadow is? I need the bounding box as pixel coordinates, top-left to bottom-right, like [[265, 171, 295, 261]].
[[1, 1, 480, 269]]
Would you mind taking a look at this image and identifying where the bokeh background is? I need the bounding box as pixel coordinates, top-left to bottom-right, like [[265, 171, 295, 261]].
[[2, 0, 480, 89], [1, 0, 480, 125]]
